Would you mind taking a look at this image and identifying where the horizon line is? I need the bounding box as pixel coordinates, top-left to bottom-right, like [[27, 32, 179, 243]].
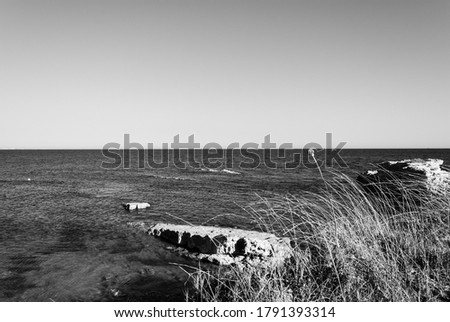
[[1, 147, 450, 151]]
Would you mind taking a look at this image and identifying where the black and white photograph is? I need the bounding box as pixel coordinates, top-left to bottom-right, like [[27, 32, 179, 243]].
[[0, 0, 449, 319]]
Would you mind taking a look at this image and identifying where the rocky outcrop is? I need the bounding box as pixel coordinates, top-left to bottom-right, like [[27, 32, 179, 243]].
[[122, 202, 151, 211], [130, 222, 292, 266], [357, 159, 450, 199]]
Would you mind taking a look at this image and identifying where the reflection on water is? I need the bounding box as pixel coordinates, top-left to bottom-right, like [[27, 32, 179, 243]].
[[1, 149, 449, 301]]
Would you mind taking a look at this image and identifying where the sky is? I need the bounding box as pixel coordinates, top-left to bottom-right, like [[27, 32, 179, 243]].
[[0, 0, 449, 149]]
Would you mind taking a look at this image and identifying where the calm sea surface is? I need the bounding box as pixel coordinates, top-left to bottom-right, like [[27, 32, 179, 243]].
[[1, 149, 449, 301]]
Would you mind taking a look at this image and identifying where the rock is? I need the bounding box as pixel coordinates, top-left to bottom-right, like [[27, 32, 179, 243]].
[[357, 159, 450, 200], [145, 223, 292, 266], [206, 254, 237, 265], [122, 202, 150, 211], [196, 253, 209, 260]]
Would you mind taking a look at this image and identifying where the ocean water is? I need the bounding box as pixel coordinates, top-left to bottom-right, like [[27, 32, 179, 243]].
[[1, 149, 449, 301]]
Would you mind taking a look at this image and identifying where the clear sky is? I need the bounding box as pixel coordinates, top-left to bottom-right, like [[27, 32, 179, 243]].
[[0, 0, 449, 149]]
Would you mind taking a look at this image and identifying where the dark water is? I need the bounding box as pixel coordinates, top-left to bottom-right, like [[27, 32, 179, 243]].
[[1, 149, 449, 301]]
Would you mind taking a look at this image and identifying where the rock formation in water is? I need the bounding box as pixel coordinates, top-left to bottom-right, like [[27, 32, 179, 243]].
[[357, 159, 450, 201], [122, 202, 151, 211], [130, 222, 292, 266]]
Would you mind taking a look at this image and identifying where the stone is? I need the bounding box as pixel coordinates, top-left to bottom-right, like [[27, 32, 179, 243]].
[[206, 254, 236, 265], [145, 223, 292, 266], [357, 159, 450, 199], [122, 202, 151, 211]]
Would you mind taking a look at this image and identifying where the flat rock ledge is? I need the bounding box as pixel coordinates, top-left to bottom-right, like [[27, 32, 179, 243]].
[[357, 158, 450, 195], [129, 222, 293, 266]]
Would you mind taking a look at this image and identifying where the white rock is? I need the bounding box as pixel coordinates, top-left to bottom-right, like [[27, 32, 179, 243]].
[[146, 223, 292, 266], [358, 158, 450, 195], [386, 159, 450, 193], [122, 202, 150, 211]]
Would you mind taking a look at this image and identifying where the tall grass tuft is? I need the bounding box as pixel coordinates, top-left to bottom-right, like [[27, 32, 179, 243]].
[[185, 169, 450, 302]]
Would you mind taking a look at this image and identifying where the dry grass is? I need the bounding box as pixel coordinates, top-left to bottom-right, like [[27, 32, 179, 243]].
[[184, 170, 450, 302]]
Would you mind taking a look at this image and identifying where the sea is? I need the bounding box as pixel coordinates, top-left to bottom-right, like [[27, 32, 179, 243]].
[[1, 149, 449, 301]]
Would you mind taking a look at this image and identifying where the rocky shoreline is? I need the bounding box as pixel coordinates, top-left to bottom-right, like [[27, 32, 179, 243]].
[[128, 159, 450, 269], [357, 159, 450, 207], [357, 158, 450, 194]]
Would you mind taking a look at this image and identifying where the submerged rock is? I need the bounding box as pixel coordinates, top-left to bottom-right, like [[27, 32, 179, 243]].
[[357, 159, 450, 198], [132, 222, 292, 266]]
